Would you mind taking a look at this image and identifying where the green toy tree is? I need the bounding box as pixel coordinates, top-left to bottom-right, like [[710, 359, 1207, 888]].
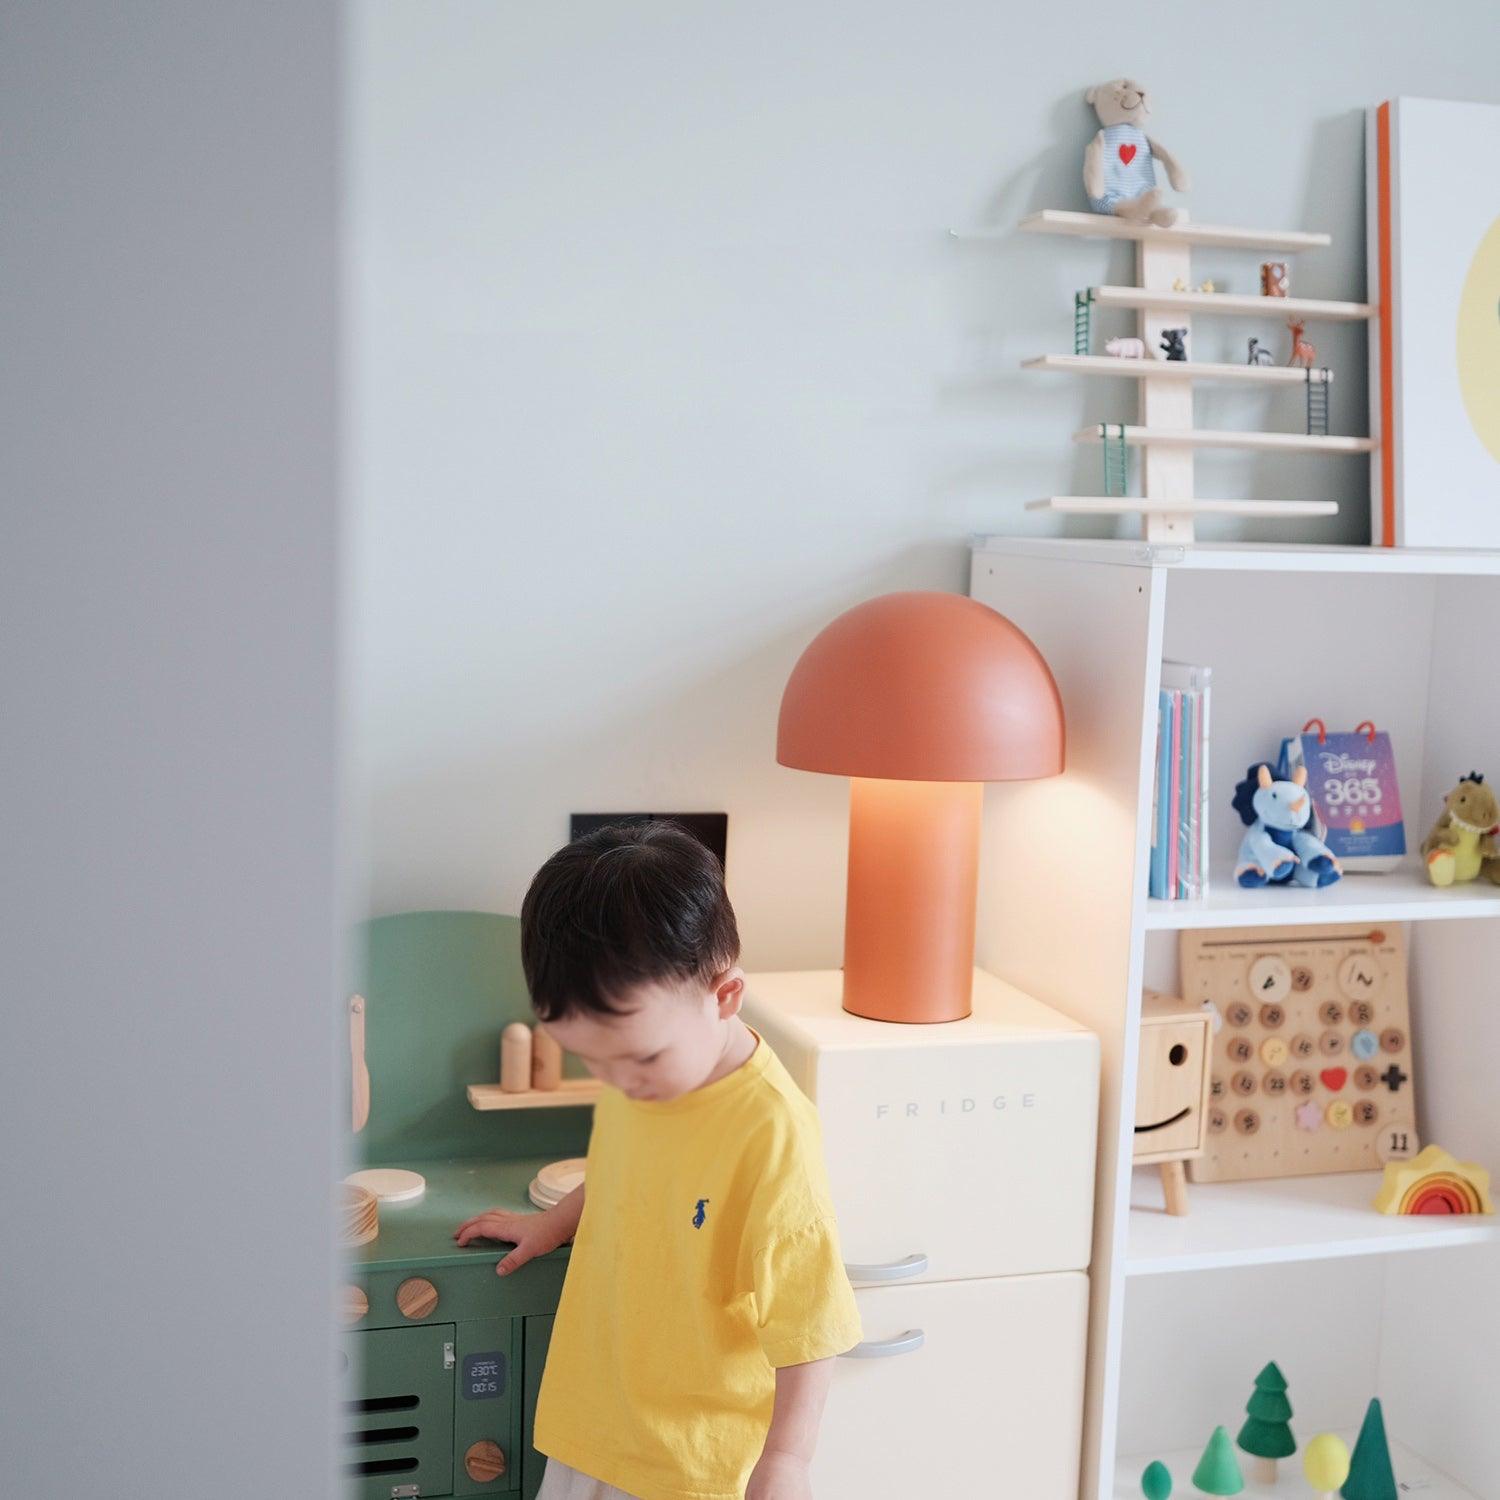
[[1140, 1458, 1172, 1500], [1341, 1398, 1397, 1500], [1235, 1360, 1296, 1482], [1191, 1425, 1244, 1496]]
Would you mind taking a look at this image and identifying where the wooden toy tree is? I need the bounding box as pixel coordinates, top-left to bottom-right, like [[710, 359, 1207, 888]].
[[1191, 1425, 1245, 1496], [1141, 1457, 1173, 1499], [1341, 1399, 1397, 1500], [1303, 1433, 1351, 1499], [1236, 1360, 1296, 1482]]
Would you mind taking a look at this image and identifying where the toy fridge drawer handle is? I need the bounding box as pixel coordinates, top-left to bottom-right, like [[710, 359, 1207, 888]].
[[842, 1253, 928, 1282], [840, 1329, 925, 1359]]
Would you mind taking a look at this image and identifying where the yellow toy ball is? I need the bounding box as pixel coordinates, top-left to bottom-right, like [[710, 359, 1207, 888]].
[[1303, 1432, 1350, 1494]]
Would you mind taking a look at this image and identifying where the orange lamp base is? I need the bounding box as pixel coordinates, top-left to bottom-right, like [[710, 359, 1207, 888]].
[[841, 777, 982, 1024]]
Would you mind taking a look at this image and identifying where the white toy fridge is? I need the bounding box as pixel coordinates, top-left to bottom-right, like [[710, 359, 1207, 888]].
[[743, 969, 1099, 1499]]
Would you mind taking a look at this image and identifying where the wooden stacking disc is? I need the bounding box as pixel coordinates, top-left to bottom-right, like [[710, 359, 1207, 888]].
[[345, 1167, 426, 1203], [338, 1184, 379, 1247], [339, 1284, 369, 1326], [396, 1276, 438, 1320], [465, 1441, 508, 1482]]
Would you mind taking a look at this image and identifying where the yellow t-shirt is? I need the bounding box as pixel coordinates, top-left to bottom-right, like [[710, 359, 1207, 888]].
[[533, 1028, 862, 1500]]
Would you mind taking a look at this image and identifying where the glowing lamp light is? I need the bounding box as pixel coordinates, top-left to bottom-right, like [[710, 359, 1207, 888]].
[[777, 591, 1064, 1024]]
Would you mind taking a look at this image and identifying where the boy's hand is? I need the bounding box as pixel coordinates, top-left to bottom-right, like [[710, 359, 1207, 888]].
[[453, 1208, 565, 1275], [746, 1450, 813, 1500]]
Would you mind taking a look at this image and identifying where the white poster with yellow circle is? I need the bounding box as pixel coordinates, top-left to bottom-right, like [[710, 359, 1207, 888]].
[[1368, 98, 1500, 547]]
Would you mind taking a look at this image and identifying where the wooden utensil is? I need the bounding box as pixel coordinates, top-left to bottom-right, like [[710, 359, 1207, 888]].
[[349, 994, 370, 1134]]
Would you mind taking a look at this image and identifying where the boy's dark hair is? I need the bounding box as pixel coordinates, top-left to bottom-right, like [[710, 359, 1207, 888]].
[[520, 820, 741, 1020]]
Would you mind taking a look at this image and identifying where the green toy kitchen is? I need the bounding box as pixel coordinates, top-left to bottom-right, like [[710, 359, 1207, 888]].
[[341, 912, 594, 1500]]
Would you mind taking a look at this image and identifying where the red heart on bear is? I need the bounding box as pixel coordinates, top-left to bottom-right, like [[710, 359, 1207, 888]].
[[1320, 1068, 1347, 1092], [1119, 144, 1137, 164]]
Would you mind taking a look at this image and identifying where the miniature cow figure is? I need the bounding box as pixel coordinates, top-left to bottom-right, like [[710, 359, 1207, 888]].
[[1104, 336, 1147, 359]]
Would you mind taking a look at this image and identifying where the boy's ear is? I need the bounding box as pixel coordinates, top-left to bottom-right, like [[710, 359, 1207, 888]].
[[712, 966, 746, 1018]]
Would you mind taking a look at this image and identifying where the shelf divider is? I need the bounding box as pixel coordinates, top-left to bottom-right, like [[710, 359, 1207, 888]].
[[1125, 1169, 1500, 1277], [1144, 859, 1500, 929]]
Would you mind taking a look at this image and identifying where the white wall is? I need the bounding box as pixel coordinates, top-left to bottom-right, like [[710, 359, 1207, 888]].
[[350, 1, 1500, 955], [2, 6, 344, 1495]]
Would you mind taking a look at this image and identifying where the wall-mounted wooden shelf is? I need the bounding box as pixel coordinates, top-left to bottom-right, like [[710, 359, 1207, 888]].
[[1088, 285, 1374, 321], [467, 1078, 603, 1111], [1025, 497, 1338, 521], [1072, 425, 1375, 456], [971, 537, 1500, 576], [1024, 353, 1333, 385], [1010, 209, 1332, 252]]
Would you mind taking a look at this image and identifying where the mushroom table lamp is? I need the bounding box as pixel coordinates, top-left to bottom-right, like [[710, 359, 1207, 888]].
[[777, 591, 1064, 1023]]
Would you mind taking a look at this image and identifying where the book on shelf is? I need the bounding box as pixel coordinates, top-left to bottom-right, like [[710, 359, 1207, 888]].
[[1151, 661, 1212, 901]]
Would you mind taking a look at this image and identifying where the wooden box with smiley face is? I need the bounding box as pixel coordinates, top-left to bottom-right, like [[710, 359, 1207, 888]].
[[1135, 990, 1214, 1166], [1180, 924, 1417, 1183]]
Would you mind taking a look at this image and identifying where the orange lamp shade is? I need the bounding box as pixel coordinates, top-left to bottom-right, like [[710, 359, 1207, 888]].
[[778, 592, 1063, 1023]]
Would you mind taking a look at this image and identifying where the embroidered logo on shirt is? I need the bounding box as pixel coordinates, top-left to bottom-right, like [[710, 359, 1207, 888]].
[[692, 1198, 710, 1229]]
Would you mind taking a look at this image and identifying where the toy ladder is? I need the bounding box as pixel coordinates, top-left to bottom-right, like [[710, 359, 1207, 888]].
[[1074, 290, 1094, 356], [1306, 368, 1330, 436], [1102, 423, 1128, 497]]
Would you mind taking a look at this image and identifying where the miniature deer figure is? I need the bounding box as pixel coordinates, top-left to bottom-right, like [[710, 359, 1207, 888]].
[[1286, 320, 1317, 368]]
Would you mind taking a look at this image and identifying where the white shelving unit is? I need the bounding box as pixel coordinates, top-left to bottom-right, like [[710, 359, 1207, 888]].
[[969, 537, 1500, 1500], [991, 210, 1378, 542]]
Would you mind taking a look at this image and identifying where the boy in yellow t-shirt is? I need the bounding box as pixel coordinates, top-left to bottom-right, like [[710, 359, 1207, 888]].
[[454, 821, 862, 1500]]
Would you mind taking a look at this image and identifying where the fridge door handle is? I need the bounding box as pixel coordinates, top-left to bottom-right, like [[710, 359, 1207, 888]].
[[839, 1329, 925, 1359], [843, 1253, 928, 1281]]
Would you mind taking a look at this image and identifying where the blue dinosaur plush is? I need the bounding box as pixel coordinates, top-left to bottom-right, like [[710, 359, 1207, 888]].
[[1232, 763, 1343, 889]]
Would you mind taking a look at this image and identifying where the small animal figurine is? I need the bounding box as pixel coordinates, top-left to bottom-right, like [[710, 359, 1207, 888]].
[[1420, 772, 1500, 885], [1287, 319, 1317, 368], [1247, 337, 1274, 365], [1172, 276, 1189, 292], [1232, 763, 1343, 889], [1159, 327, 1188, 361], [1105, 335, 1147, 358], [1082, 78, 1190, 226], [1261, 261, 1289, 296], [1197, 279, 1217, 294]]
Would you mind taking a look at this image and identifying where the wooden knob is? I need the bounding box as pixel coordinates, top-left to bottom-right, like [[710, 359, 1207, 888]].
[[339, 1284, 368, 1326], [464, 1441, 507, 1483], [395, 1277, 438, 1320]]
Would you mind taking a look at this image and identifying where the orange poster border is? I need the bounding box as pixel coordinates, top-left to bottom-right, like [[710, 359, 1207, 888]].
[[1376, 101, 1396, 547]]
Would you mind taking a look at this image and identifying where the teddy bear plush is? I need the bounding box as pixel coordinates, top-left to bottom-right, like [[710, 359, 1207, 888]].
[[1083, 79, 1189, 226], [1421, 773, 1500, 886]]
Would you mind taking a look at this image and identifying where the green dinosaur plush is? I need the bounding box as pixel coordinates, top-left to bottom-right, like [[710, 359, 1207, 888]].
[[1420, 773, 1500, 886]]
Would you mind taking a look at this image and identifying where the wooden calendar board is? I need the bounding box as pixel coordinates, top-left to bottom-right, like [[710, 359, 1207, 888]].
[[1180, 924, 1416, 1183]]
